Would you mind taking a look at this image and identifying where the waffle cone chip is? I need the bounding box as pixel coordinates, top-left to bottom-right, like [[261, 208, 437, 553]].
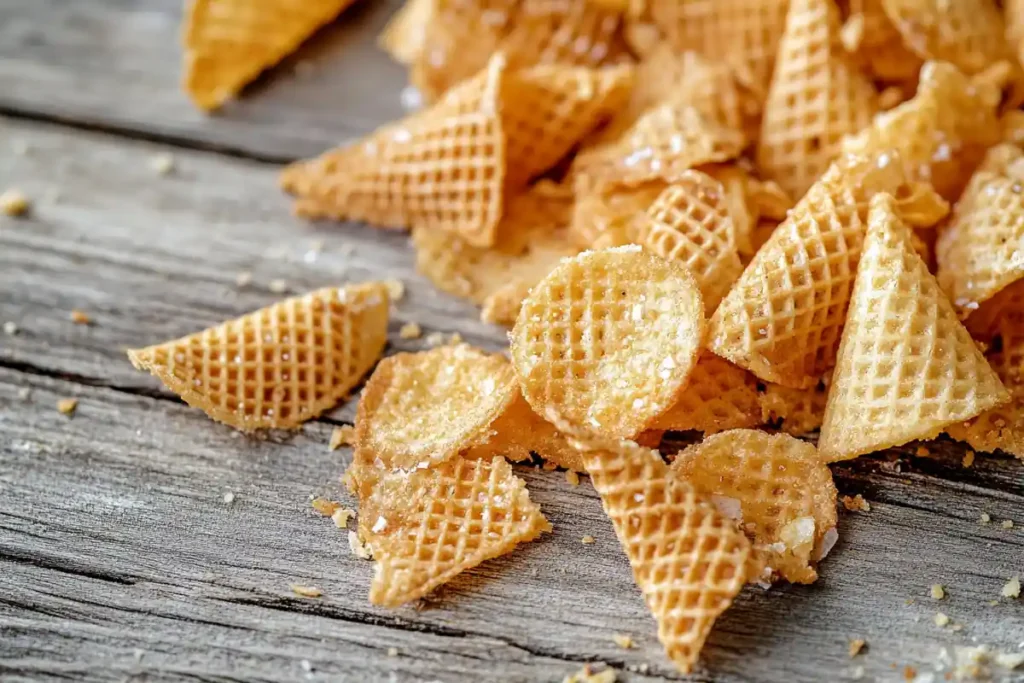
[[577, 436, 752, 673], [819, 194, 1009, 462], [842, 61, 1002, 201], [936, 150, 1024, 318], [648, 354, 762, 434], [182, 0, 356, 111], [466, 392, 588, 471], [673, 429, 838, 585], [127, 283, 389, 431], [355, 345, 520, 470], [756, 0, 879, 201], [356, 454, 551, 607], [511, 246, 705, 439], [640, 171, 744, 315], [708, 152, 949, 389], [281, 55, 507, 247]]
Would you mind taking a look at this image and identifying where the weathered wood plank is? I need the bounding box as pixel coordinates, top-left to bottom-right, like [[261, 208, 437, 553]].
[[0, 0, 407, 161], [2, 118, 1024, 682]]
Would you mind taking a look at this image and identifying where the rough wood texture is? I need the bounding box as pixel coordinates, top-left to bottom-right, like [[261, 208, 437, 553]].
[[1, 3, 1023, 680]]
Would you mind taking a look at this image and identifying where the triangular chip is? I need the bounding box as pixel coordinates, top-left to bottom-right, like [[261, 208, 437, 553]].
[[127, 283, 389, 431], [182, 0, 356, 110], [708, 152, 949, 389], [819, 194, 1009, 462], [673, 429, 838, 584], [357, 455, 550, 607], [355, 345, 520, 470], [281, 55, 507, 247], [579, 437, 752, 673], [639, 171, 744, 314], [756, 0, 878, 201], [648, 354, 762, 433]]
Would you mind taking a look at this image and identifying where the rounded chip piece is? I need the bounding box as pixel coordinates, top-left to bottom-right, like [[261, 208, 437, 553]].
[[511, 246, 705, 439], [355, 344, 519, 470], [672, 429, 838, 585]]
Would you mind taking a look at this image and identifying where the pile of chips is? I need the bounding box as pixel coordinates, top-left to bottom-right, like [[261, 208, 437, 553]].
[[170, 0, 1024, 674]]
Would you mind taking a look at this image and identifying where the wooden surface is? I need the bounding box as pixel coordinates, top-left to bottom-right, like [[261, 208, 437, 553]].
[[1, 2, 1023, 682]]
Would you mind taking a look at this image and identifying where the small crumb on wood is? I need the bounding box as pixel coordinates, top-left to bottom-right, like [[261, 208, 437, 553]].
[[934, 612, 950, 627], [223, 491, 235, 504], [849, 639, 866, 657], [3, 321, 18, 336], [1002, 577, 1021, 599], [311, 497, 340, 517], [18, 387, 31, 401], [449, 332, 463, 344], [612, 634, 634, 649], [902, 665, 916, 681], [905, 598, 915, 606], [332, 508, 354, 529], [563, 665, 616, 683], [329, 425, 355, 451], [1002, 520, 1014, 529], [581, 535, 596, 545], [387, 647, 398, 657], [290, 584, 323, 598], [384, 279, 405, 301], [399, 321, 422, 339], [565, 470, 580, 486], [235, 271, 252, 287], [424, 331, 446, 347], [349, 531, 373, 559], [1, 189, 31, 216], [268, 279, 288, 294], [149, 153, 175, 175], [842, 494, 871, 512], [70, 309, 92, 325], [980, 513, 991, 524], [56, 398, 78, 416], [962, 450, 975, 468], [931, 584, 946, 600]]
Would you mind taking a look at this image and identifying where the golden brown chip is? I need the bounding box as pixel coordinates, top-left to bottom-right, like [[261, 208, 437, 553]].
[[756, 0, 879, 201], [358, 454, 551, 607], [759, 381, 829, 437], [355, 345, 520, 470], [127, 284, 389, 431], [569, 180, 667, 249], [673, 429, 838, 584], [511, 246, 705, 438], [639, 171, 743, 314], [842, 0, 922, 82], [648, 354, 762, 434], [819, 195, 1009, 462], [576, 436, 752, 674]]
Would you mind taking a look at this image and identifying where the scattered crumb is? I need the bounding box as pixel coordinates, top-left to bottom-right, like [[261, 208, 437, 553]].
[[149, 153, 175, 175], [223, 491, 235, 504], [399, 321, 422, 339], [988, 599, 999, 606], [56, 398, 78, 416], [902, 665, 916, 681], [931, 584, 946, 600], [1002, 520, 1014, 529], [235, 271, 252, 287], [980, 513, 991, 524], [842, 494, 871, 512], [950, 622, 964, 632], [1002, 577, 1021, 599], [581, 535, 596, 545], [268, 279, 288, 294], [70, 309, 92, 325], [563, 665, 616, 683], [331, 508, 354, 529], [387, 647, 398, 657], [3, 321, 18, 336], [18, 387, 31, 401], [300, 659, 313, 673], [905, 598, 915, 606], [348, 531, 373, 559], [962, 450, 975, 468], [565, 470, 580, 486], [384, 279, 405, 301], [448, 332, 463, 344], [424, 331, 446, 347], [934, 612, 950, 627], [612, 634, 634, 649], [311, 497, 340, 517], [849, 639, 866, 657], [915, 446, 930, 458], [1, 189, 30, 217], [290, 584, 323, 598], [329, 425, 356, 451]]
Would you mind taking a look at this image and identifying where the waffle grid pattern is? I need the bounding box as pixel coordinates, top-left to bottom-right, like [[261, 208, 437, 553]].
[[649, 355, 762, 433]]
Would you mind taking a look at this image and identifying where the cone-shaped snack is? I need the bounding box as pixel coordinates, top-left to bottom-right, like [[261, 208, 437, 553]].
[[756, 0, 878, 201], [511, 246, 705, 439], [355, 345, 520, 470], [843, 62, 1002, 201], [569, 180, 667, 249], [760, 380, 830, 436], [881, 0, 1016, 77], [841, 0, 922, 83], [648, 354, 762, 433], [819, 194, 1009, 462], [673, 430, 838, 585], [575, 103, 746, 190], [708, 152, 949, 389], [502, 63, 634, 189], [948, 281, 1024, 459], [127, 283, 389, 431], [281, 55, 507, 247], [378, 0, 435, 65], [499, 0, 629, 69], [578, 436, 752, 674], [640, 171, 743, 315], [649, 0, 791, 96], [936, 151, 1024, 318], [182, 0, 356, 111], [355, 454, 550, 607]]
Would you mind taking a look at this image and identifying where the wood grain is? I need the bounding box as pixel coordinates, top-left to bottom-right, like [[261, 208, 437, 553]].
[[2, 117, 1024, 682]]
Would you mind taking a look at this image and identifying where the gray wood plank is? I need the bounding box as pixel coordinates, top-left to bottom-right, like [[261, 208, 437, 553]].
[[0, 0, 408, 161], [2, 118, 1024, 682]]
